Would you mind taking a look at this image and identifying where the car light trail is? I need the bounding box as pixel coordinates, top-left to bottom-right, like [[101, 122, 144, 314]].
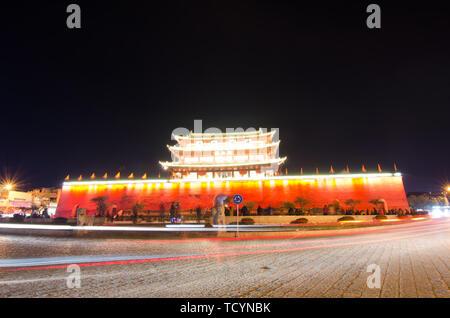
[[191, 223, 447, 252], [96, 220, 449, 246], [1, 226, 448, 272]]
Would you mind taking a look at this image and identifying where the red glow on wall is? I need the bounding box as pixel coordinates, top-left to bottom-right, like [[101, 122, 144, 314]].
[[55, 176, 409, 218]]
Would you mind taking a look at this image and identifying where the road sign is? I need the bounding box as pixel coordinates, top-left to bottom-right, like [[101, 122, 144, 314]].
[[232, 194, 243, 238], [232, 194, 243, 205]]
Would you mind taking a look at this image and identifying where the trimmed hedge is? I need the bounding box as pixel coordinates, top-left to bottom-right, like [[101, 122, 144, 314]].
[[53, 217, 68, 224], [290, 218, 308, 224], [229, 218, 255, 225], [12, 214, 25, 222], [337, 216, 355, 222], [374, 215, 387, 220]]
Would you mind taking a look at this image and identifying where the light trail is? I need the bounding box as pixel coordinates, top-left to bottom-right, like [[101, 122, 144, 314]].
[[190, 222, 449, 252], [1, 225, 448, 272], [84, 218, 450, 245]]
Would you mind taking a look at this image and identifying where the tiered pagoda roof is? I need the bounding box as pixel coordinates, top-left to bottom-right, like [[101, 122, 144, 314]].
[[159, 129, 286, 175]]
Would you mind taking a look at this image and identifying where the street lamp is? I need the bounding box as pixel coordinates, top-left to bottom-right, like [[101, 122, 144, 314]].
[[4, 183, 13, 191]]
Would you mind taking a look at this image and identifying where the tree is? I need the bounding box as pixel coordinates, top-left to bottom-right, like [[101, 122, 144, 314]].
[[91, 196, 108, 217], [132, 201, 145, 223], [369, 198, 382, 207], [281, 201, 296, 211], [407, 194, 444, 209], [119, 194, 133, 210], [244, 201, 257, 212], [240, 205, 249, 216], [159, 202, 166, 221], [345, 199, 361, 211], [330, 199, 341, 213], [195, 206, 203, 222], [294, 197, 310, 209], [132, 201, 145, 214]]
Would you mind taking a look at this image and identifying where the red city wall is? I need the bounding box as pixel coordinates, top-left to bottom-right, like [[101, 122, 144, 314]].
[[55, 176, 409, 217]]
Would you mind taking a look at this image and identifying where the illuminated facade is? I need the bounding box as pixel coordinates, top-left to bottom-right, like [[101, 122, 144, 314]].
[[159, 129, 286, 179], [55, 129, 410, 218], [55, 173, 409, 218]]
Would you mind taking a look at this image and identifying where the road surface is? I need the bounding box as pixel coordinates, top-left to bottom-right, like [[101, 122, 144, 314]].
[[0, 219, 448, 297]]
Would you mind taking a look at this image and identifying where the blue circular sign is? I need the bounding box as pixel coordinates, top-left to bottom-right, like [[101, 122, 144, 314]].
[[232, 194, 243, 205]]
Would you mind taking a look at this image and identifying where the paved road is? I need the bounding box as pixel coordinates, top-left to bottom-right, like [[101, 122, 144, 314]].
[[0, 219, 448, 298]]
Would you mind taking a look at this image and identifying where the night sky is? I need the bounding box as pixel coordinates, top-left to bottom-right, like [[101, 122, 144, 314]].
[[1, 1, 449, 192]]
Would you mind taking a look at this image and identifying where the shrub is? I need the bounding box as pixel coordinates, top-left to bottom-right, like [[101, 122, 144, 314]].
[[12, 214, 25, 222], [374, 215, 387, 220], [240, 206, 250, 216], [229, 218, 255, 225], [53, 217, 68, 224], [290, 218, 308, 224], [337, 216, 355, 222], [241, 218, 254, 225]]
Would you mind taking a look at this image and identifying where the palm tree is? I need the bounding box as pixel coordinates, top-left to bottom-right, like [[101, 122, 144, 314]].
[[369, 198, 382, 207], [91, 196, 108, 217], [369, 198, 384, 214]]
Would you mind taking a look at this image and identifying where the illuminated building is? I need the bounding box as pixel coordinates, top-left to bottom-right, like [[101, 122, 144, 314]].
[[0, 190, 33, 212], [55, 130, 409, 217], [0, 188, 60, 215], [160, 129, 286, 179]]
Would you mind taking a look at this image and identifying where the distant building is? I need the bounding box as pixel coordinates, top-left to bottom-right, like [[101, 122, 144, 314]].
[[0, 187, 60, 215], [406, 191, 449, 209], [0, 190, 33, 213], [29, 187, 60, 207]]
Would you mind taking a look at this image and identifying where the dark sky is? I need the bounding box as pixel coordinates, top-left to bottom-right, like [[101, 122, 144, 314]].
[[1, 1, 449, 192]]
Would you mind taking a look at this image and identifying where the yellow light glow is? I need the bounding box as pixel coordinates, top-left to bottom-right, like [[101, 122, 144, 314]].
[[339, 220, 363, 224], [5, 184, 13, 190], [380, 218, 401, 222], [63, 173, 400, 187]]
